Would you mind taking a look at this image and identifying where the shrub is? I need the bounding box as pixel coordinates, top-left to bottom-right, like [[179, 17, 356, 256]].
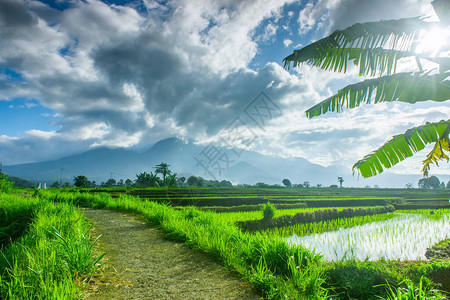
[[262, 201, 276, 220], [0, 174, 14, 193]]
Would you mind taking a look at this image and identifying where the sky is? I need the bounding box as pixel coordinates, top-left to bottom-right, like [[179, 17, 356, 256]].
[[0, 0, 449, 179]]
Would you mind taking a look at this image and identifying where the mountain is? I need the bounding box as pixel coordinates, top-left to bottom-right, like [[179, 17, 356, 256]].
[[3, 137, 445, 187]]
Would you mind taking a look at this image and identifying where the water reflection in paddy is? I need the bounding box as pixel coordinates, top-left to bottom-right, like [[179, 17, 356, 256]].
[[287, 214, 450, 261]]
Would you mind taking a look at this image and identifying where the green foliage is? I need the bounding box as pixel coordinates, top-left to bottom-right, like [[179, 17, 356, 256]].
[[262, 213, 396, 238], [326, 260, 402, 299], [418, 176, 441, 189], [0, 194, 38, 247], [22, 188, 449, 299], [380, 277, 440, 300], [262, 202, 276, 220], [353, 121, 449, 177], [135, 171, 161, 187], [0, 194, 103, 299], [73, 175, 89, 188], [47, 191, 328, 299], [241, 206, 396, 231], [284, 9, 450, 178], [282, 179, 292, 188], [0, 174, 14, 193], [154, 162, 171, 183]]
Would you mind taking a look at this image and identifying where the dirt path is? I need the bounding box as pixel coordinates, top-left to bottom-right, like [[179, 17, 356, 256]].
[[82, 208, 260, 299]]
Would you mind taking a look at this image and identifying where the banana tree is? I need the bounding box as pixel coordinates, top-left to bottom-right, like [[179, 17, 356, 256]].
[[284, 0, 449, 178]]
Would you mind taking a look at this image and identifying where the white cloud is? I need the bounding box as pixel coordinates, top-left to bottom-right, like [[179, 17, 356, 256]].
[[283, 38, 293, 47], [25, 129, 57, 140], [297, 0, 435, 37], [0, 0, 447, 180]]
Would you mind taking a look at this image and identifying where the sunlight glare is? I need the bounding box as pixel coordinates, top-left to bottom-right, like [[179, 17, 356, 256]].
[[416, 26, 450, 56]]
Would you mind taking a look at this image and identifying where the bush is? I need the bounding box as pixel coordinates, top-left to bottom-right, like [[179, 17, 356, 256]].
[[262, 201, 276, 220], [0, 174, 14, 193]]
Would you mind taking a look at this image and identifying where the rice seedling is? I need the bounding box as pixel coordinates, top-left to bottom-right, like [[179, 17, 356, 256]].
[[287, 214, 450, 261], [260, 213, 397, 238]]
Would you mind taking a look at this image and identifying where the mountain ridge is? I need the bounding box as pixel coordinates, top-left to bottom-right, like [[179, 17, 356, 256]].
[[3, 137, 438, 187]]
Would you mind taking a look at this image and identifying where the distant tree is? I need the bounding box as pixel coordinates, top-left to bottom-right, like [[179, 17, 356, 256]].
[[90, 181, 97, 188], [125, 179, 133, 187], [255, 182, 269, 188], [282, 179, 292, 188], [0, 174, 14, 193], [63, 182, 71, 188], [208, 180, 220, 187], [440, 182, 445, 189], [136, 172, 160, 188], [447, 180, 450, 189], [418, 176, 440, 189], [177, 176, 186, 187], [303, 181, 310, 188], [166, 173, 178, 187], [337, 177, 344, 188], [74, 175, 89, 188], [196, 176, 205, 187], [317, 184, 322, 188], [102, 178, 116, 187], [219, 180, 233, 187], [50, 181, 60, 188], [405, 183, 413, 189], [187, 176, 198, 187], [154, 162, 171, 183], [117, 179, 124, 187], [330, 184, 338, 189]]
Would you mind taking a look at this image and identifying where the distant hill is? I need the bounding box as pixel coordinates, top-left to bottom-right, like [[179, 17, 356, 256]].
[[7, 175, 35, 188], [3, 137, 443, 187]]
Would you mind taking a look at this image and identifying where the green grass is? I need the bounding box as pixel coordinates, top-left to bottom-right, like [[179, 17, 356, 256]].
[[1, 188, 442, 299], [46, 191, 330, 299], [41, 190, 450, 299], [0, 192, 103, 299], [217, 206, 393, 223], [259, 213, 397, 238]]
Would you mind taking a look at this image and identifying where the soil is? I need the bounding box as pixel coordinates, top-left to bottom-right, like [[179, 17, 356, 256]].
[[81, 208, 260, 299], [425, 239, 450, 260]]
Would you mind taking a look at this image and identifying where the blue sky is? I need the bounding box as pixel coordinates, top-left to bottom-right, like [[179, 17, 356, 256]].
[[0, 0, 448, 181]]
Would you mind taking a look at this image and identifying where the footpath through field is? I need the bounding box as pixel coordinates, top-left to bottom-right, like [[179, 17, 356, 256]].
[[82, 208, 259, 299]]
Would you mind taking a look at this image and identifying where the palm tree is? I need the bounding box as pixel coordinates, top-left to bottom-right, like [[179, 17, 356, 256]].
[[283, 0, 449, 178], [73, 175, 89, 188], [154, 162, 171, 183], [337, 177, 344, 188]]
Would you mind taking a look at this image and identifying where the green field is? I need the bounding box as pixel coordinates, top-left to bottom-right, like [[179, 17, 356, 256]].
[[1, 187, 449, 299]]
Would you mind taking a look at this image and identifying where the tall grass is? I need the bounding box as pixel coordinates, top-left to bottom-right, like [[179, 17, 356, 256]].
[[0, 193, 103, 299], [45, 191, 329, 299], [40, 190, 449, 299]]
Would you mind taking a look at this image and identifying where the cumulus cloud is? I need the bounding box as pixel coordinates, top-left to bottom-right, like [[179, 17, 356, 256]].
[[0, 0, 447, 179], [297, 0, 435, 37], [283, 38, 293, 47]]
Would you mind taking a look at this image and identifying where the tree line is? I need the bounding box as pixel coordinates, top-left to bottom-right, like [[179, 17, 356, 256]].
[[50, 162, 449, 189], [68, 162, 233, 188]]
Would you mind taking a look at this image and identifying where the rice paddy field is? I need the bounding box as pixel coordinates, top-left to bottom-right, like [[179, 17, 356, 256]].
[[1, 186, 449, 299]]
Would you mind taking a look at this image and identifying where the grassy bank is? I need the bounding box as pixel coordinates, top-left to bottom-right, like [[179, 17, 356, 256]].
[[44, 190, 449, 299], [0, 192, 103, 299]]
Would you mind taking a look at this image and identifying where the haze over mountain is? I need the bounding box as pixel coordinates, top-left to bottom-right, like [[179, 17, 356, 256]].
[[3, 138, 442, 188]]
